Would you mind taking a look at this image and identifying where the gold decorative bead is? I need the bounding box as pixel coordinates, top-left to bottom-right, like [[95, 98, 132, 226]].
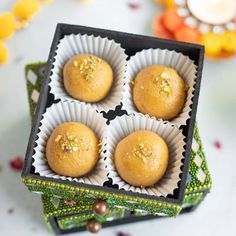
[[92, 200, 109, 216], [86, 219, 102, 233]]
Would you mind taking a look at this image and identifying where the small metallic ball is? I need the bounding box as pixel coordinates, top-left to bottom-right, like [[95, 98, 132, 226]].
[[92, 200, 109, 216], [86, 220, 102, 233]]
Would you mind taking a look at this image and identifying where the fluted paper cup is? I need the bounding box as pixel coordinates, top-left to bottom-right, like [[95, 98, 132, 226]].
[[49, 33, 127, 111], [123, 48, 197, 127], [32, 101, 108, 186], [104, 113, 185, 197]]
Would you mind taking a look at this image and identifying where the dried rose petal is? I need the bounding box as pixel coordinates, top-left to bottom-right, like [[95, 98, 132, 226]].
[[10, 156, 24, 171], [64, 200, 77, 207], [117, 232, 131, 236], [128, 2, 141, 10], [214, 141, 222, 150]]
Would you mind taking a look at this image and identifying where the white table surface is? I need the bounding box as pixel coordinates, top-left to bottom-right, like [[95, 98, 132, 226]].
[[0, 0, 235, 235]]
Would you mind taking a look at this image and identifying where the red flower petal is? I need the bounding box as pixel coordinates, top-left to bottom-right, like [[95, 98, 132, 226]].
[[10, 156, 24, 171], [214, 141, 222, 150], [128, 2, 141, 10]]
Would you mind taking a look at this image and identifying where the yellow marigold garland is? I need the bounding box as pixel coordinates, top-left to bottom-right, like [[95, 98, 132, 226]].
[[0, 0, 52, 64]]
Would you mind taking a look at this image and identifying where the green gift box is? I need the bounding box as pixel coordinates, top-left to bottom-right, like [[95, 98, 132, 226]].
[[23, 59, 211, 234], [22, 24, 211, 230]]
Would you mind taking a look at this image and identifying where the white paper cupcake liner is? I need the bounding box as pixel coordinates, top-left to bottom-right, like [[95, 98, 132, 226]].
[[122, 48, 197, 127], [32, 101, 108, 186], [104, 113, 185, 197], [49, 33, 127, 111]]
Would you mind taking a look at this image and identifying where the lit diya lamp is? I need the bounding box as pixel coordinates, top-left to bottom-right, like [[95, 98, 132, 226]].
[[153, 0, 236, 59]]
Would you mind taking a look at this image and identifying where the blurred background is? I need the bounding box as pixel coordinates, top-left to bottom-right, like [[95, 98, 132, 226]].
[[0, 0, 235, 235]]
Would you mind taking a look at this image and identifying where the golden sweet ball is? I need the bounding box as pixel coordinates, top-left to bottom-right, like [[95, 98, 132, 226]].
[[63, 54, 113, 102], [133, 65, 186, 120], [114, 130, 169, 188], [13, 0, 41, 20], [46, 122, 99, 177], [0, 12, 16, 40]]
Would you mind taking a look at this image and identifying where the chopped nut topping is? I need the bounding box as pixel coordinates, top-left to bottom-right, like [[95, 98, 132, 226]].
[[74, 61, 79, 67], [60, 133, 79, 153], [160, 71, 170, 80], [153, 77, 159, 83], [78, 55, 102, 81], [55, 135, 62, 143], [152, 70, 172, 95], [55, 132, 92, 153], [160, 79, 171, 95], [131, 142, 153, 163]]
